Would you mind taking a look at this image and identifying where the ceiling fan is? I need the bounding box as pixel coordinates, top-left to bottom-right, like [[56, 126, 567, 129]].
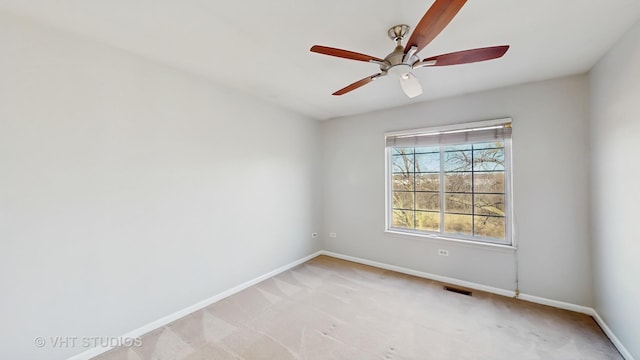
[[310, 0, 509, 98]]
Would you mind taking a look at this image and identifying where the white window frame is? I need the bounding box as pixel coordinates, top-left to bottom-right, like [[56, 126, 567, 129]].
[[384, 118, 514, 248]]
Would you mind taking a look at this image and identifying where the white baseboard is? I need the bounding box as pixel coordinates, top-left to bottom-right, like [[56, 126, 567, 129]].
[[590, 310, 636, 360], [67, 250, 324, 360], [318, 250, 634, 360], [517, 293, 592, 315], [319, 250, 515, 298]]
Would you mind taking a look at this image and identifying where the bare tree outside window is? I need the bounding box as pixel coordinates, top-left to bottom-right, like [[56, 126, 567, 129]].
[[390, 142, 507, 241]]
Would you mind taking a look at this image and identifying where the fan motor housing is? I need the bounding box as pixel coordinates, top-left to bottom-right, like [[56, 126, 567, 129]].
[[380, 45, 420, 73], [383, 46, 406, 67]]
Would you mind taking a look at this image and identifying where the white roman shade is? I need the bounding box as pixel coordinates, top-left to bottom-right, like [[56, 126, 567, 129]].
[[386, 122, 512, 148]]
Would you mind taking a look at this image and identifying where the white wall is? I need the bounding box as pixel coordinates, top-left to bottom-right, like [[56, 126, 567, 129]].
[[321, 75, 593, 306], [590, 20, 640, 360], [0, 12, 320, 360]]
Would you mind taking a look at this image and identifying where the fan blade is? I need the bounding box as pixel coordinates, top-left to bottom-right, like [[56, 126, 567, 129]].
[[405, 0, 467, 54], [399, 73, 423, 98], [311, 45, 383, 63], [333, 73, 383, 96], [422, 46, 509, 66]]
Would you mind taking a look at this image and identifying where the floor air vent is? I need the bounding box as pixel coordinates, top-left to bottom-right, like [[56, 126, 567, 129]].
[[444, 286, 472, 296]]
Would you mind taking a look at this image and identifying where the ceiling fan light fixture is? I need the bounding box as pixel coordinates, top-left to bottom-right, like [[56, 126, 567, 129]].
[[399, 72, 423, 98]]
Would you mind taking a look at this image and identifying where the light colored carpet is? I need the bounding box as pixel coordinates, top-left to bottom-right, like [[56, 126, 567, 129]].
[[95, 255, 621, 360]]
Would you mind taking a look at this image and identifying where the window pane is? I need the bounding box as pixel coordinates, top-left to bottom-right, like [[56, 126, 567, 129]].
[[444, 151, 472, 172], [415, 146, 439, 154], [445, 194, 472, 214], [473, 148, 504, 171], [393, 174, 414, 191], [475, 194, 505, 216], [415, 153, 440, 172], [474, 172, 504, 193], [474, 216, 505, 240], [445, 172, 471, 193], [393, 191, 414, 210], [416, 211, 439, 231], [392, 154, 414, 173], [416, 173, 439, 191], [416, 192, 440, 211], [444, 214, 472, 235], [392, 210, 414, 228]]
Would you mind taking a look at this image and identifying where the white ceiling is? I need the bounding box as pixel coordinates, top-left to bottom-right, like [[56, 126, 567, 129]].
[[1, 0, 639, 120]]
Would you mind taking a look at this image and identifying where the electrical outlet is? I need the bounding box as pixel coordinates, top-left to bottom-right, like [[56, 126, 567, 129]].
[[438, 249, 449, 256], [311, 232, 318, 239], [329, 233, 337, 238]]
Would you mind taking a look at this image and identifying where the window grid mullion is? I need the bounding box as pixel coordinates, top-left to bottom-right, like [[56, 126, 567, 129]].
[[413, 151, 417, 230], [471, 144, 475, 237], [439, 147, 445, 234]]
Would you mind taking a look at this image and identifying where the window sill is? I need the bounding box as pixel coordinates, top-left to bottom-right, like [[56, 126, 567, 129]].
[[384, 229, 517, 251]]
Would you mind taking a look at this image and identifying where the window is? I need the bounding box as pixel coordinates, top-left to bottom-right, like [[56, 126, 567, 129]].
[[385, 119, 513, 246]]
